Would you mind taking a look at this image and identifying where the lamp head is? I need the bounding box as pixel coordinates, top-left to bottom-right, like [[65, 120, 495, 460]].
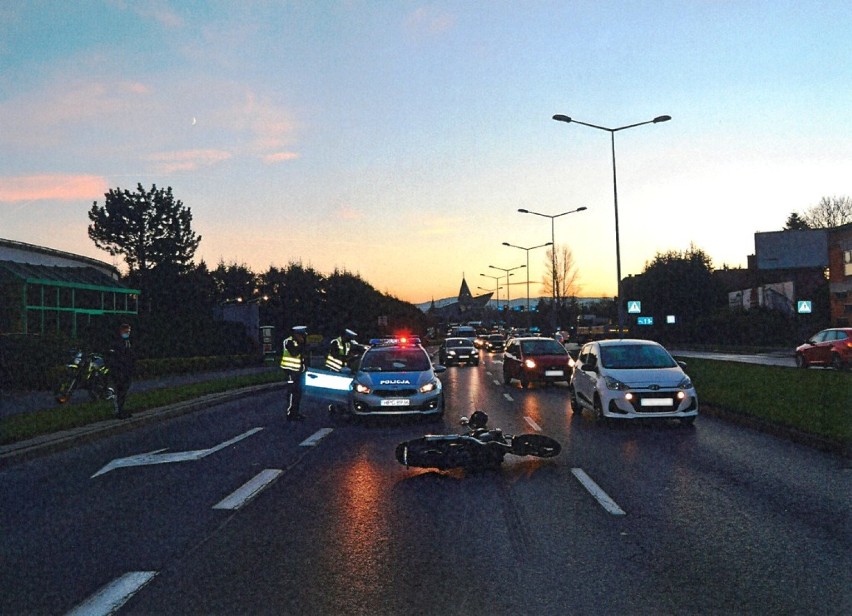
[[653, 115, 671, 123], [518, 208, 529, 213], [552, 115, 572, 123]]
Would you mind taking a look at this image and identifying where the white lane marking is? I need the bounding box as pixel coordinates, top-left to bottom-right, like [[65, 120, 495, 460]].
[[300, 428, 333, 446], [503, 393, 514, 402], [92, 428, 264, 477], [492, 379, 501, 386], [571, 468, 626, 516], [213, 469, 283, 510], [66, 571, 158, 616], [524, 417, 542, 431], [486, 371, 493, 377]]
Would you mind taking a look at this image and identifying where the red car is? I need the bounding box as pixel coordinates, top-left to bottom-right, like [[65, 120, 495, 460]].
[[502, 337, 572, 388], [795, 328, 852, 370]]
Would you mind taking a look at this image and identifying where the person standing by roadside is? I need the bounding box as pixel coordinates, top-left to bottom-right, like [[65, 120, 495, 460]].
[[280, 325, 308, 421], [108, 323, 134, 419], [325, 328, 359, 372]]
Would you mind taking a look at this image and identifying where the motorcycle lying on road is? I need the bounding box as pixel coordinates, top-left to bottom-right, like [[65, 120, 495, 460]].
[[55, 349, 114, 404], [395, 411, 561, 471]]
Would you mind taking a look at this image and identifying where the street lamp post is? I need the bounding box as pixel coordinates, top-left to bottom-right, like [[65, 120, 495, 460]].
[[479, 273, 508, 316], [552, 113, 670, 337], [488, 264, 525, 327], [517, 206, 587, 331], [502, 241, 552, 326]]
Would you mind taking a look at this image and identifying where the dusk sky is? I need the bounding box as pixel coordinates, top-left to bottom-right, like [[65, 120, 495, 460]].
[[1, 1, 849, 305]]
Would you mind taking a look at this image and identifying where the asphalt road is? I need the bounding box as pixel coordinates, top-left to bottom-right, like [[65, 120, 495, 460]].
[[2, 351, 849, 615]]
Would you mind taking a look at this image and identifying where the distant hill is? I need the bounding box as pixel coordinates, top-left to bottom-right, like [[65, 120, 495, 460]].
[[416, 296, 609, 312]]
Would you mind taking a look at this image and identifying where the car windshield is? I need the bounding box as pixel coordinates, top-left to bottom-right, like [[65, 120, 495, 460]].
[[447, 339, 473, 348], [600, 344, 677, 369], [360, 347, 431, 372], [520, 339, 567, 356]]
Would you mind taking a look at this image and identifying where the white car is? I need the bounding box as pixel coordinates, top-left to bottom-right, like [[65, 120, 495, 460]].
[[569, 339, 698, 425]]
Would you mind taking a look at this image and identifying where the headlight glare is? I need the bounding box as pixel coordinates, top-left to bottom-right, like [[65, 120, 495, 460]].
[[354, 382, 372, 394]]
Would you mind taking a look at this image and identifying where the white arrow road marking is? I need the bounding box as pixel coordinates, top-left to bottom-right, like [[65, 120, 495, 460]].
[[524, 417, 542, 431], [66, 571, 157, 616], [503, 393, 514, 402], [213, 469, 283, 510], [571, 468, 626, 516], [300, 428, 333, 447], [92, 427, 264, 477]]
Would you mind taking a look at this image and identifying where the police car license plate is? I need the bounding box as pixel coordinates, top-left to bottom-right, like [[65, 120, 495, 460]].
[[641, 398, 673, 407], [381, 399, 410, 407], [545, 370, 564, 377]]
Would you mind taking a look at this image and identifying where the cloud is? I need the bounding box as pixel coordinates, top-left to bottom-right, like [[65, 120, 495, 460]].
[[145, 149, 232, 173], [0, 175, 108, 202], [109, 0, 184, 28], [406, 7, 456, 37], [263, 152, 300, 164], [336, 205, 363, 220]]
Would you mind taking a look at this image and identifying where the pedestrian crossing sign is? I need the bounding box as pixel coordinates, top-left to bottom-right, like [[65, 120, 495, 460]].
[[797, 300, 812, 314], [627, 301, 641, 314]]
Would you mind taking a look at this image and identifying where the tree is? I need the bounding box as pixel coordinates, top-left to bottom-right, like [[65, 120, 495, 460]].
[[541, 245, 580, 302], [784, 212, 811, 230], [88, 183, 201, 277], [801, 195, 851, 229]]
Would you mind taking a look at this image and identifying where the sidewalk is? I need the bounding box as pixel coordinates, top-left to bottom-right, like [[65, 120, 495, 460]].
[[0, 368, 284, 467], [0, 366, 277, 420]]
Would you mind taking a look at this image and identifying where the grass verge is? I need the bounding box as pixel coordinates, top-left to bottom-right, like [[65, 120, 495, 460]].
[[680, 358, 851, 446], [0, 370, 283, 446]]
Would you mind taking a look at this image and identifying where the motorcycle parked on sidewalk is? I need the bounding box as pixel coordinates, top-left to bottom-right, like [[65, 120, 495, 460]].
[[55, 349, 114, 404], [395, 411, 561, 471]]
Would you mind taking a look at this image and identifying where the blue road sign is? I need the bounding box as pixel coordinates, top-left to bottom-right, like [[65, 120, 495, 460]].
[[627, 301, 642, 314], [637, 316, 654, 326], [797, 300, 812, 314]]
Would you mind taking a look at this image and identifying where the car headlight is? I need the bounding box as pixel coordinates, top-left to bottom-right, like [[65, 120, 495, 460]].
[[447, 350, 456, 356], [524, 359, 536, 369], [419, 380, 438, 394], [354, 382, 372, 394], [678, 376, 693, 389], [603, 376, 630, 391]]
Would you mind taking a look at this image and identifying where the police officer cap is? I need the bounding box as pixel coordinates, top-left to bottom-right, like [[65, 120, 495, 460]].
[[344, 329, 357, 338], [292, 325, 308, 335]]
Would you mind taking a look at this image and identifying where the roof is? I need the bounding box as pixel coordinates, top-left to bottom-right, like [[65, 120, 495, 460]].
[[0, 260, 138, 293]]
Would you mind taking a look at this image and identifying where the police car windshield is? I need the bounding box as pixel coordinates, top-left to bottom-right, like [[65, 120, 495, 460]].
[[360, 347, 431, 372]]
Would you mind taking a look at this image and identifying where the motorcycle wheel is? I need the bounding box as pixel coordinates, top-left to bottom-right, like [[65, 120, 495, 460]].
[[55, 376, 78, 404], [511, 434, 561, 458]]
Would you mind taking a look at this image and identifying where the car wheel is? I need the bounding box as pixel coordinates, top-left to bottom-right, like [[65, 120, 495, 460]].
[[520, 373, 529, 389], [568, 386, 579, 414], [830, 354, 845, 371], [593, 396, 607, 424], [795, 353, 808, 369]]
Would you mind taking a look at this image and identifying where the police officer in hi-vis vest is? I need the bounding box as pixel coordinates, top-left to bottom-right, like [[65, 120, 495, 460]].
[[325, 328, 359, 372], [280, 325, 308, 421]]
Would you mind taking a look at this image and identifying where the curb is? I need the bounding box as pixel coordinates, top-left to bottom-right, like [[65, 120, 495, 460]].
[[0, 382, 285, 468]]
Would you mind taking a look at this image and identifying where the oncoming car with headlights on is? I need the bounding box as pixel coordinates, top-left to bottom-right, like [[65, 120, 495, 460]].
[[569, 339, 698, 425], [349, 337, 446, 419]]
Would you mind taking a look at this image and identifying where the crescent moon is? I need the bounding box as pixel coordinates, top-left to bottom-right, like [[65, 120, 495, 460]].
[[191, 117, 197, 126]]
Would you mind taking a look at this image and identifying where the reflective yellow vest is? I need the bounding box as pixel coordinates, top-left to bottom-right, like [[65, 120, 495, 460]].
[[280, 337, 304, 372], [324, 337, 351, 372]]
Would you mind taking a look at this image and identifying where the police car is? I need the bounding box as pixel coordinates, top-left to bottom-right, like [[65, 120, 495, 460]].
[[348, 337, 446, 418]]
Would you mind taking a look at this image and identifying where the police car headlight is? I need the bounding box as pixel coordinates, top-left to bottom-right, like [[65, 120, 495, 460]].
[[354, 382, 372, 395], [419, 380, 438, 394]]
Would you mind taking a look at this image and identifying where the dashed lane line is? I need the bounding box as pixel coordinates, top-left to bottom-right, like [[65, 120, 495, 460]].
[[213, 469, 284, 510], [571, 468, 626, 516], [524, 417, 542, 431], [66, 571, 158, 616], [299, 428, 334, 447]]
